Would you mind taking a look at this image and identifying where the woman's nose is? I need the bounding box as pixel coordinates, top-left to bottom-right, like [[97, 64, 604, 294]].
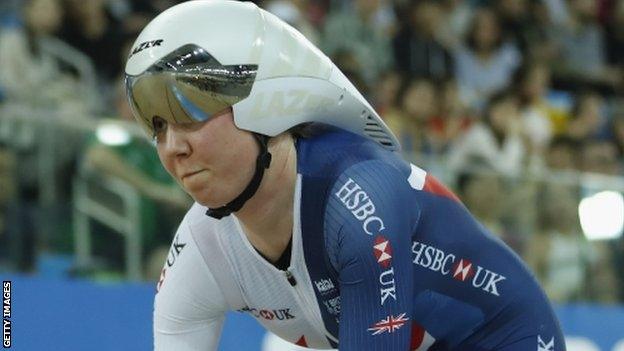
[[162, 125, 191, 158]]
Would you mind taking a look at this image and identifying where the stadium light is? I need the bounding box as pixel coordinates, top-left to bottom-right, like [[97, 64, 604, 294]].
[[95, 123, 131, 146], [578, 191, 624, 241]]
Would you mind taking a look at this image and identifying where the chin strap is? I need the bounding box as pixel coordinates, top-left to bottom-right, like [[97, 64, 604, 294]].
[[206, 134, 272, 219]]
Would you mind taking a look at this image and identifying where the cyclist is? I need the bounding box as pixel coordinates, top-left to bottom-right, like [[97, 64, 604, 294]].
[[124, 1, 565, 350]]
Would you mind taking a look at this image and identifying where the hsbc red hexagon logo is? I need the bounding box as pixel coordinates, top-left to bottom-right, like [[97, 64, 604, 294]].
[[373, 235, 393, 268], [452, 259, 475, 282], [259, 310, 275, 320]]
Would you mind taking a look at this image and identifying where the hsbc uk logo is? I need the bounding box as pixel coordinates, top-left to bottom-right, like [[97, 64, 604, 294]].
[[335, 178, 398, 306], [239, 307, 295, 321], [412, 241, 506, 296]]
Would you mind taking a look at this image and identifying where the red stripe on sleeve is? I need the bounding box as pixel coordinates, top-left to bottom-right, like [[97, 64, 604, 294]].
[[423, 175, 461, 203]]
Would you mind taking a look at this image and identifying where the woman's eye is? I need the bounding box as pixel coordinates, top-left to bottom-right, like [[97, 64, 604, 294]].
[[152, 116, 168, 136]]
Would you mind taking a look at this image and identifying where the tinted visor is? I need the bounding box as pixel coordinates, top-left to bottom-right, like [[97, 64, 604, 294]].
[[125, 44, 258, 137]]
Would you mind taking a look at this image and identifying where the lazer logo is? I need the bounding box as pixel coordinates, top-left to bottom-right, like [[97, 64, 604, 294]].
[[250, 90, 334, 118], [412, 241, 507, 296], [129, 39, 163, 57], [239, 307, 295, 321], [335, 178, 386, 235]]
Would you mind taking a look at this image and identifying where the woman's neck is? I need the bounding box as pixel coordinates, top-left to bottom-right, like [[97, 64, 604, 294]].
[[234, 134, 298, 262]]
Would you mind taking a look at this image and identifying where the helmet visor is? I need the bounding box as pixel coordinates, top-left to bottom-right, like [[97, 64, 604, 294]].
[[125, 44, 258, 137]]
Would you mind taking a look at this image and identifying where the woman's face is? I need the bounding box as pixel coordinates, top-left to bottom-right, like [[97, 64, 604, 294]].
[[154, 109, 258, 208]]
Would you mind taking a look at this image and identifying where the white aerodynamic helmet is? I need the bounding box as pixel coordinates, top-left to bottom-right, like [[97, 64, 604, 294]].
[[124, 0, 400, 152]]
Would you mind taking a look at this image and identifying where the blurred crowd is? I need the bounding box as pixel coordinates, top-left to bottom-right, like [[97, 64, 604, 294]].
[[0, 0, 623, 304]]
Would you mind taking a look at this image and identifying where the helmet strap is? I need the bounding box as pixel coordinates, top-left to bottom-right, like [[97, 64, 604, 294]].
[[206, 134, 272, 219]]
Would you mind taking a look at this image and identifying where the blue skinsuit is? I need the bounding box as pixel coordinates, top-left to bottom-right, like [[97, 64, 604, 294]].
[[296, 128, 565, 351]]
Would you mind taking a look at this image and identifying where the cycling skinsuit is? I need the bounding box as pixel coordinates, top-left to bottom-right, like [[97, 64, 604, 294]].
[[154, 128, 565, 351]]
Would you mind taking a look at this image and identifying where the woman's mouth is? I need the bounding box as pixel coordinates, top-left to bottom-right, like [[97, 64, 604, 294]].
[[181, 170, 204, 181]]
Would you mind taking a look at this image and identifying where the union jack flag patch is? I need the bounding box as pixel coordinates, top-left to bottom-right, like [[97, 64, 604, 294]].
[[367, 313, 409, 335]]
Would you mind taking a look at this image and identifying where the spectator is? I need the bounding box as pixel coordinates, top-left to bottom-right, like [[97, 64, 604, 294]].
[[454, 7, 522, 109], [513, 61, 557, 158], [456, 170, 506, 238], [523, 0, 561, 64], [566, 91, 608, 142], [106, 0, 163, 35], [438, 0, 474, 49], [0, 148, 15, 268], [611, 110, 624, 163], [549, 0, 622, 93], [605, 0, 624, 69], [383, 78, 438, 156], [0, 0, 101, 270], [0, 0, 89, 108], [525, 184, 596, 302], [545, 135, 580, 171], [580, 140, 620, 175], [392, 0, 453, 81], [322, 0, 393, 87], [455, 166, 530, 255], [428, 79, 473, 154], [491, 0, 535, 54], [447, 90, 526, 177], [59, 0, 125, 84], [373, 70, 401, 115]]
